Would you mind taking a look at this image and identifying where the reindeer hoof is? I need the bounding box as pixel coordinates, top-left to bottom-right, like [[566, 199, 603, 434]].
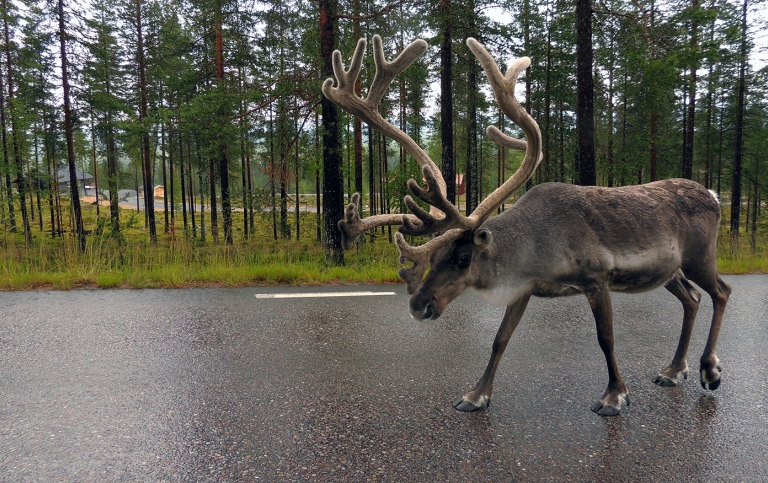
[[453, 395, 490, 412], [700, 364, 722, 391], [590, 393, 629, 417], [590, 401, 620, 416], [654, 368, 688, 387]]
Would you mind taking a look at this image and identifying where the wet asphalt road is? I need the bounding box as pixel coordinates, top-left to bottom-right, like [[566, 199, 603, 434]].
[[1, 276, 767, 482]]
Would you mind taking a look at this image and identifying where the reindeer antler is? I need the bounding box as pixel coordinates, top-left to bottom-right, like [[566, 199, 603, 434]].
[[322, 36, 447, 248], [465, 38, 542, 226], [323, 37, 542, 293]]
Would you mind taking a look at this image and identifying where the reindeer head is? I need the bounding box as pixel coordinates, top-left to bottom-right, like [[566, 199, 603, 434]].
[[323, 36, 542, 319]]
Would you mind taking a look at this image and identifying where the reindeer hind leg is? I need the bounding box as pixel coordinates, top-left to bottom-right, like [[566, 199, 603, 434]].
[[655, 270, 700, 387], [700, 275, 731, 390], [684, 266, 731, 391]]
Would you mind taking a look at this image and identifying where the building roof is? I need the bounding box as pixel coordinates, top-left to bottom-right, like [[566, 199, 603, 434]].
[[56, 167, 93, 183]]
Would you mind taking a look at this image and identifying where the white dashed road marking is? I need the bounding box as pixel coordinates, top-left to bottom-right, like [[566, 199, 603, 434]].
[[255, 291, 396, 299]]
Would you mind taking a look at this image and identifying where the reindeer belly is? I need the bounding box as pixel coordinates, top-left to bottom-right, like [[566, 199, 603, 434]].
[[599, 223, 683, 289], [607, 266, 678, 292], [529, 243, 683, 297], [605, 246, 682, 293]]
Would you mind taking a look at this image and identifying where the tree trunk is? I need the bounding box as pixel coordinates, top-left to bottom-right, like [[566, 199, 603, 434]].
[[90, 116, 99, 218], [269, 107, 277, 240], [136, 0, 156, 243], [188, 145, 196, 238], [576, 0, 596, 186], [58, 0, 85, 251], [368, 124, 375, 218], [199, 171, 206, 243], [649, 109, 657, 181], [295, 114, 300, 240], [0, 45, 15, 231], [238, 68, 248, 239], [465, 0, 479, 212], [751, 178, 758, 250], [497, 110, 505, 211], [465, 49, 478, 212], [169, 129, 175, 237], [320, 0, 344, 265], [160, 119, 168, 233], [209, 158, 218, 243], [42, 107, 56, 236], [352, 0, 363, 200], [240, 126, 248, 240], [607, 45, 615, 187], [105, 115, 119, 233], [682, 0, 698, 180], [543, 25, 552, 183], [180, 132, 188, 234], [247, 135, 254, 234], [439, 0, 455, 204], [703, 22, 715, 190], [3, 0, 29, 243], [277, 36, 291, 239], [730, 0, 747, 240], [717, 96, 724, 197], [215, 0, 232, 244], [315, 111, 321, 242]]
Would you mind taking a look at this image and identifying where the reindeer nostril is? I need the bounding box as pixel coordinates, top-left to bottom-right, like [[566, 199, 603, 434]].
[[421, 302, 434, 320], [410, 294, 440, 321]]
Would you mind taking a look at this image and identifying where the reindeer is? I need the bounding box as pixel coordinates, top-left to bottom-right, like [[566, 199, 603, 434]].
[[322, 36, 730, 416]]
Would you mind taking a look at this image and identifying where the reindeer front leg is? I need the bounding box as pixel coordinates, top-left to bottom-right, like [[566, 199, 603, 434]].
[[586, 289, 629, 416], [454, 294, 531, 412]]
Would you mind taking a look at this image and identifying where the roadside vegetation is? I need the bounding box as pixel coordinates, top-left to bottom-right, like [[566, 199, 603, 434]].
[[0, 197, 765, 291], [0, 198, 404, 290]]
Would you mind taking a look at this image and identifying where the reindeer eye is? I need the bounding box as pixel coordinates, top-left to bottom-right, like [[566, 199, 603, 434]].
[[457, 253, 472, 269]]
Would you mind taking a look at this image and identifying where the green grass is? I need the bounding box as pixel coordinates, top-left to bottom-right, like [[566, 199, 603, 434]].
[[0, 197, 766, 291], [0, 201, 404, 290], [715, 236, 768, 274], [0, 240, 404, 290]]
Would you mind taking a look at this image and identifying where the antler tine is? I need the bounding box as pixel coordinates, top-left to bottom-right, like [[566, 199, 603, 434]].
[[400, 165, 474, 236], [395, 229, 464, 294], [486, 125, 528, 151], [368, 35, 425, 105], [338, 193, 407, 250], [322, 36, 435, 171], [331, 38, 366, 93], [322, 38, 369, 122], [464, 38, 542, 227]]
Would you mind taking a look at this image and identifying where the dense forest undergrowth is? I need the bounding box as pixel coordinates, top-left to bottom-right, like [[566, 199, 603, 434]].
[[0, 195, 765, 291]]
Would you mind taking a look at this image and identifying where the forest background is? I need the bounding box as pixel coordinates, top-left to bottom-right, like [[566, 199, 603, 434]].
[[0, 0, 767, 290]]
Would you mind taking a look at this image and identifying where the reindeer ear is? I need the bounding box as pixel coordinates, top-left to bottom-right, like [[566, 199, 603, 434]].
[[473, 228, 493, 249]]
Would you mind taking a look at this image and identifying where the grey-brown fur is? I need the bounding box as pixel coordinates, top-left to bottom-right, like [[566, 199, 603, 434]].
[[410, 178, 730, 416]]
